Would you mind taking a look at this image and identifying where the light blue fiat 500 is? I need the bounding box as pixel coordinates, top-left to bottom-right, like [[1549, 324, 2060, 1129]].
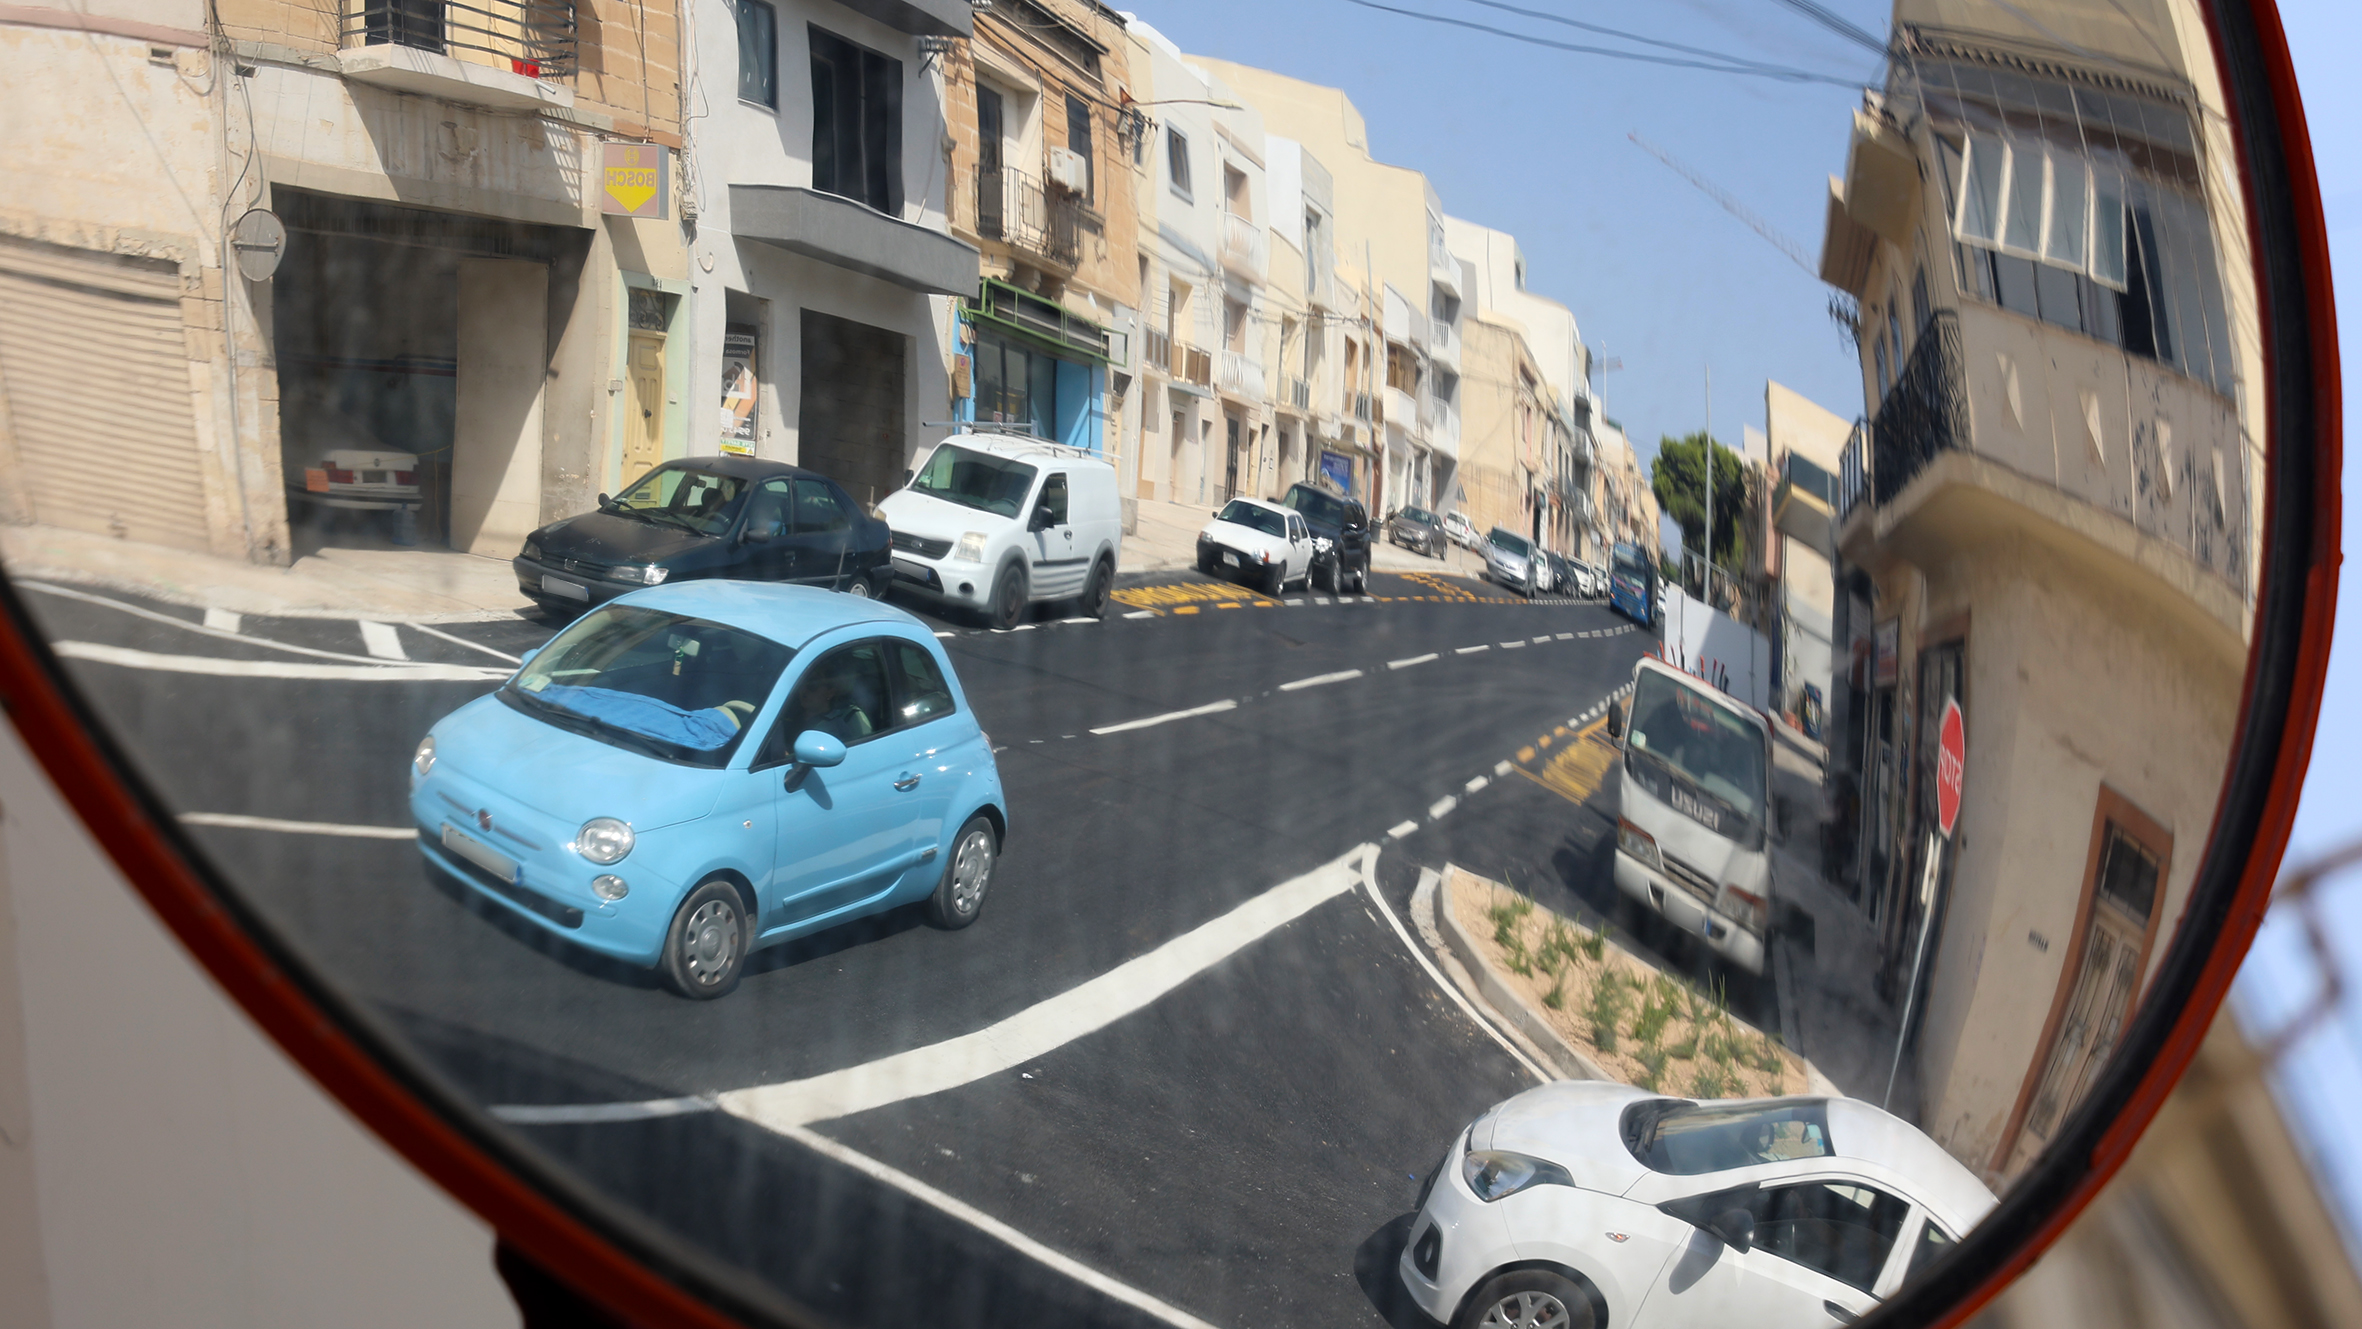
[[408, 581, 1007, 999]]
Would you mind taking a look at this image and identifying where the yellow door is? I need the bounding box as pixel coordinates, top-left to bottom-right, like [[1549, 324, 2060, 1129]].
[[626, 331, 667, 483]]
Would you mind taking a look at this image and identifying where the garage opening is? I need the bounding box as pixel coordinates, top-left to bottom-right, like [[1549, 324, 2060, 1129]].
[[271, 190, 586, 555], [797, 308, 907, 509]]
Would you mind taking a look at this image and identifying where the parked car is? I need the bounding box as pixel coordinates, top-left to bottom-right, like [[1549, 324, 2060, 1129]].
[[288, 445, 424, 518], [1399, 1081, 1997, 1329], [1279, 481, 1373, 593], [410, 582, 1008, 1000], [1482, 528, 1545, 598], [1546, 552, 1578, 598], [1608, 655, 1774, 974], [1572, 559, 1605, 597], [1389, 505, 1448, 557], [1442, 510, 1482, 550], [1196, 497, 1315, 596], [515, 457, 890, 618], [877, 434, 1123, 630]]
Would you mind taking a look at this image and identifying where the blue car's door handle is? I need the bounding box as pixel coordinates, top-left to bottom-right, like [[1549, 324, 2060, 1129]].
[[893, 773, 921, 791]]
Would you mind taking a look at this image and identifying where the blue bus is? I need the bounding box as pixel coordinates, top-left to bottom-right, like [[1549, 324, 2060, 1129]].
[[1609, 542, 1656, 624]]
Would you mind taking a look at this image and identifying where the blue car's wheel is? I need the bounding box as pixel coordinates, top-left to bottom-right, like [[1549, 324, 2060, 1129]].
[[926, 815, 997, 929], [660, 878, 747, 1000]]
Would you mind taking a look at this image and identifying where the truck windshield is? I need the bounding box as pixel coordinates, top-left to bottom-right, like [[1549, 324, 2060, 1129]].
[[1626, 670, 1767, 826], [910, 444, 1039, 518]]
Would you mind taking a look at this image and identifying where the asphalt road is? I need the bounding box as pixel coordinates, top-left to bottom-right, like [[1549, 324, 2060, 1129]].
[[15, 566, 1740, 1329]]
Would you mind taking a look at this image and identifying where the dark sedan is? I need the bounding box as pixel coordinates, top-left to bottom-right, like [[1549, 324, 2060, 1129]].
[[514, 457, 891, 617], [1388, 505, 1447, 558]]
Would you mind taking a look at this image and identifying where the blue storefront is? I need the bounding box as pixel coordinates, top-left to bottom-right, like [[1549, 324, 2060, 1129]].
[[957, 279, 1108, 451]]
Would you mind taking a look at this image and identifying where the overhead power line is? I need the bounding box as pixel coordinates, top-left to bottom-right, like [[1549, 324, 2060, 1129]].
[[1336, 0, 1866, 87], [1453, 0, 1857, 79], [1766, 0, 1891, 58], [1627, 131, 1819, 277]]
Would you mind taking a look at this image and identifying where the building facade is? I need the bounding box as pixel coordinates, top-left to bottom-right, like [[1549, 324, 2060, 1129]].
[[1818, 0, 2260, 1185]]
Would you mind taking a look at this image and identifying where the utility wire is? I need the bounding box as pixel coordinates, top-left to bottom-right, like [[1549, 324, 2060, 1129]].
[[1627, 132, 1819, 277], [1337, 0, 1867, 88], [1453, 0, 1860, 79], [1765, 0, 1891, 59]]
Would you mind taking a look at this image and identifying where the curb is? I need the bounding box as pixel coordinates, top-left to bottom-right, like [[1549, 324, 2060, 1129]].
[[1416, 867, 1611, 1083]]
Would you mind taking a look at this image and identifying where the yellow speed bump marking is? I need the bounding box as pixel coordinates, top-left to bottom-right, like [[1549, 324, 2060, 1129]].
[[1111, 581, 1277, 610], [1517, 716, 1617, 808]]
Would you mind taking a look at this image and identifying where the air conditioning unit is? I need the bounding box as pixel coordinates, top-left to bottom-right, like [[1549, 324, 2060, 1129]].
[[1047, 147, 1088, 195]]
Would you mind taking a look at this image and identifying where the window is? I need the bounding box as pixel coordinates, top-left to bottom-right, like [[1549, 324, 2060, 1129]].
[[1038, 473, 1068, 525], [1751, 1181, 1913, 1294], [508, 606, 794, 769], [1065, 94, 1093, 202], [743, 479, 790, 540], [976, 85, 1006, 237], [792, 478, 850, 533], [771, 642, 894, 752], [1906, 1219, 1955, 1281], [974, 329, 1060, 439], [1223, 165, 1249, 216], [810, 26, 902, 215], [735, 0, 776, 108], [1167, 127, 1192, 199], [888, 642, 956, 726]]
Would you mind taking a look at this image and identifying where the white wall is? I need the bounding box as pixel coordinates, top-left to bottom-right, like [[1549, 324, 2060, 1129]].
[[0, 723, 513, 1329], [1660, 582, 1775, 713]]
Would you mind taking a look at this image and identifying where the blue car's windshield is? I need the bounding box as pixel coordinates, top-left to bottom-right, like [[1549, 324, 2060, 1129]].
[[503, 605, 793, 767]]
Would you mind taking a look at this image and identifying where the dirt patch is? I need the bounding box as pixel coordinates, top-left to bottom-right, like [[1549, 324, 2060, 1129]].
[[1447, 866, 1806, 1097]]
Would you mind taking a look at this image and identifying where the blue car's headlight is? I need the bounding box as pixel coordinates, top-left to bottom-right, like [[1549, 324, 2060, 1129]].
[[576, 817, 634, 864], [412, 734, 435, 778]]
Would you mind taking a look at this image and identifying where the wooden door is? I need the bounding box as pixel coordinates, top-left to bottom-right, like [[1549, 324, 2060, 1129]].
[[626, 331, 667, 484]]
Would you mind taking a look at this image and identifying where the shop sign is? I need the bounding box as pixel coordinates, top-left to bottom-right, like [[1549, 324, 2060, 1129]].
[[719, 327, 758, 456], [602, 143, 667, 219]]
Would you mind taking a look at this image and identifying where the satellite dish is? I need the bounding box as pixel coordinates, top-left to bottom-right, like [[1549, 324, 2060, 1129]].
[[228, 208, 285, 282]]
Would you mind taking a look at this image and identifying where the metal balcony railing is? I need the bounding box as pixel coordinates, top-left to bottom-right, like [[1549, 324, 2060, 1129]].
[[973, 167, 1080, 268], [1869, 309, 1968, 506], [1141, 328, 1173, 376], [1840, 419, 1871, 519], [343, 0, 577, 78], [1218, 349, 1264, 400]]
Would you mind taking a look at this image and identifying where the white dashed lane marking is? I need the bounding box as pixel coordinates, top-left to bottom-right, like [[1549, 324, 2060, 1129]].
[[1455, 645, 1490, 656], [1279, 669, 1363, 692], [1089, 698, 1239, 736], [1388, 653, 1438, 670], [1428, 795, 1457, 820], [1464, 775, 1489, 794], [1387, 820, 1420, 840]]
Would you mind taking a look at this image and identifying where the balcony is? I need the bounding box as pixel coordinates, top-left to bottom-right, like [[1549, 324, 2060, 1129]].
[[1428, 314, 1458, 369], [1285, 375, 1312, 412], [1839, 419, 1871, 519], [1220, 211, 1268, 283], [1218, 349, 1265, 402], [1351, 391, 1374, 424], [1384, 384, 1420, 437], [338, 0, 577, 110], [972, 167, 1080, 269], [1774, 451, 1840, 556], [1174, 343, 1214, 390], [1142, 328, 1173, 377], [1867, 310, 1968, 508]]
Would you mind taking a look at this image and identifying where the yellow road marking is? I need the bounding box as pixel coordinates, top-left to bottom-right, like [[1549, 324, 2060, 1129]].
[[1111, 581, 1277, 610], [1516, 716, 1617, 807], [1517, 745, 1537, 762], [1174, 605, 1199, 615]]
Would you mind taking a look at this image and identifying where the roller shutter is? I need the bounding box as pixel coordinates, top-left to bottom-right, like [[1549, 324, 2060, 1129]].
[[0, 239, 212, 551]]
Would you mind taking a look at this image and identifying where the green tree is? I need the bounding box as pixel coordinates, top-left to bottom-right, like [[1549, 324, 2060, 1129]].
[[1651, 432, 1749, 575]]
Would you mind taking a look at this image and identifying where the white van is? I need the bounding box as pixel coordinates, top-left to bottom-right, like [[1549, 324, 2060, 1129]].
[[1606, 656, 1775, 974], [877, 433, 1124, 630]]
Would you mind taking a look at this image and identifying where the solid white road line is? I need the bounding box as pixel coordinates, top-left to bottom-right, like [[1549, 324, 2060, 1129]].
[[53, 642, 512, 682], [22, 582, 451, 668], [1279, 669, 1362, 692], [409, 620, 524, 664], [358, 621, 409, 661], [1369, 874, 1548, 1083], [1464, 775, 1489, 794], [1455, 645, 1489, 656], [1388, 653, 1438, 670], [719, 847, 1371, 1131], [178, 812, 418, 839], [202, 608, 241, 634], [1088, 698, 1239, 736], [1387, 820, 1420, 840], [1428, 795, 1457, 820], [782, 1123, 1224, 1329]]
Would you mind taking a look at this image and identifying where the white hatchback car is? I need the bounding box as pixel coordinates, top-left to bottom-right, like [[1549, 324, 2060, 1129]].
[[1401, 1083, 1995, 1329], [1195, 497, 1315, 595]]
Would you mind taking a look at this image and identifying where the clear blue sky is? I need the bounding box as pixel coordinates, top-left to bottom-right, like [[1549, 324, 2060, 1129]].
[[1138, 0, 2362, 1266], [1131, 0, 1892, 558]]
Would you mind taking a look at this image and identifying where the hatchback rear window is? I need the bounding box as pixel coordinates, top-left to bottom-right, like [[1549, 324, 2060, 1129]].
[[1621, 1098, 1833, 1174]]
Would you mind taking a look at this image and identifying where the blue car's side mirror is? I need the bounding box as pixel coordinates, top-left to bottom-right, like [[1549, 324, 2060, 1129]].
[[784, 730, 846, 792]]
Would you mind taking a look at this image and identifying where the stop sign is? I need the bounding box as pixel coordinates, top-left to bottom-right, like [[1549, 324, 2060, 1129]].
[[1935, 697, 1965, 839]]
